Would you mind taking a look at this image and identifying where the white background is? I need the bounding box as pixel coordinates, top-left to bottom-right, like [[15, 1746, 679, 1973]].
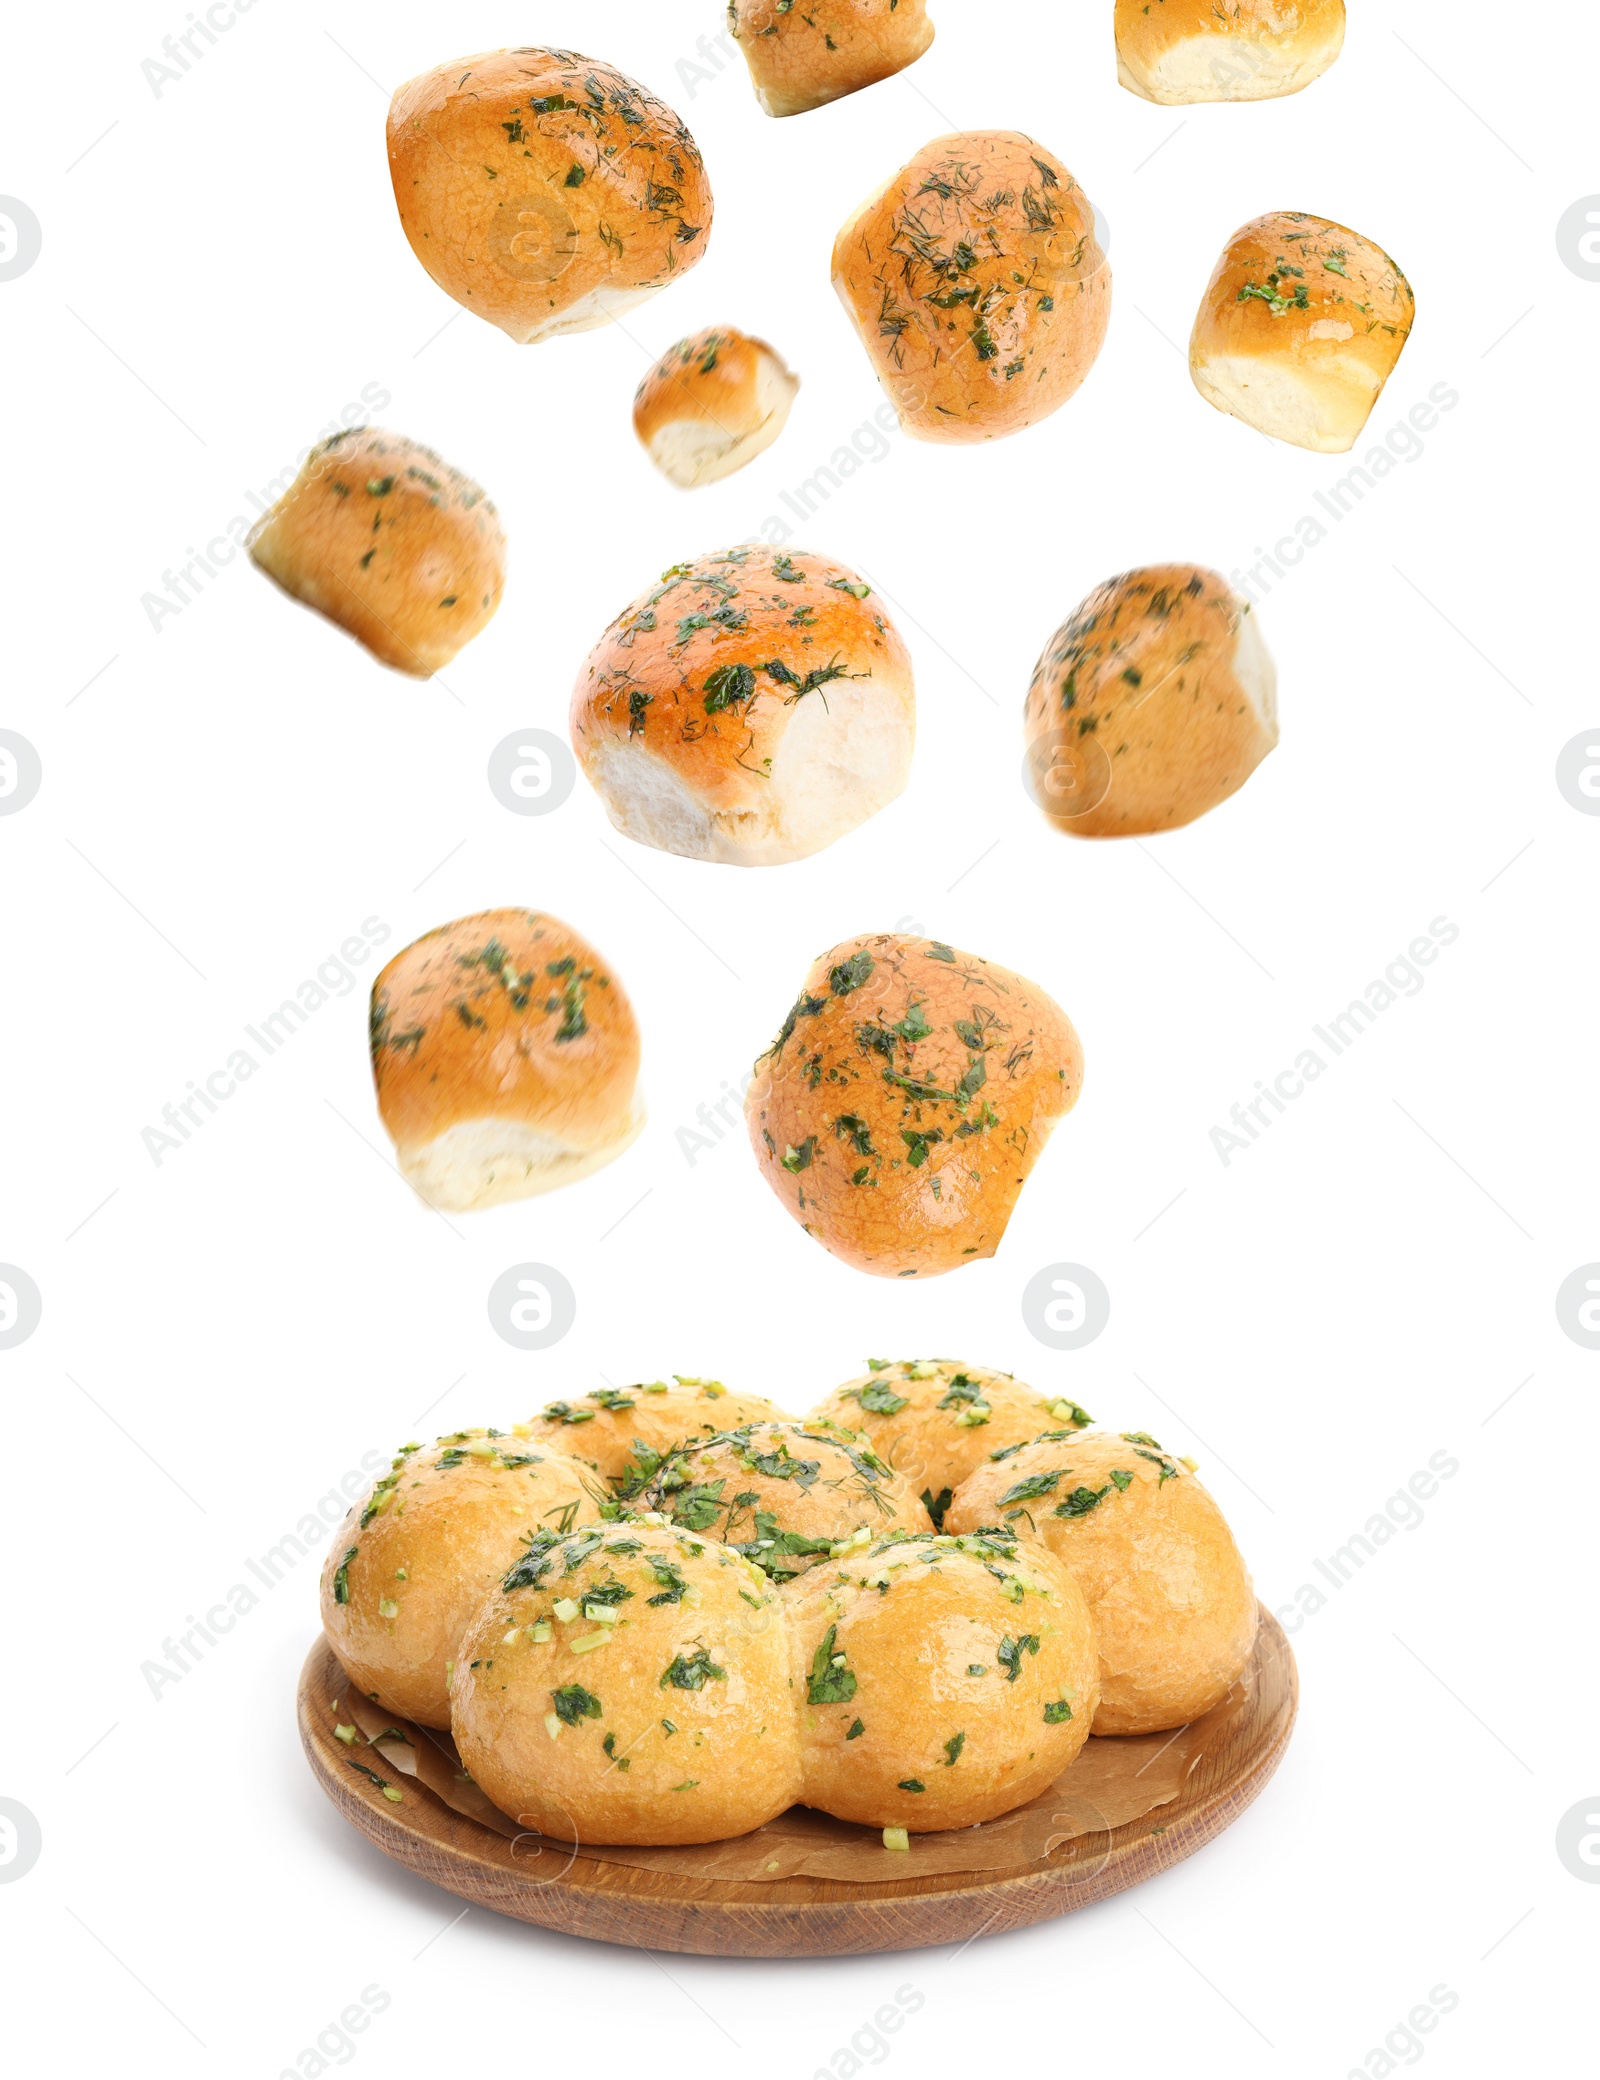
[[1, 1, 1594, 2073]]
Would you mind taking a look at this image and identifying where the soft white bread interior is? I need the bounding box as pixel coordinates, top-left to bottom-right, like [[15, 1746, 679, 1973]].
[[1115, 0, 1345, 104], [397, 1094, 647, 1212]]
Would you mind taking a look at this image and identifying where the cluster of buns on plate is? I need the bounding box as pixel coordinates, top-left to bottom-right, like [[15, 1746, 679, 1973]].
[[321, 1360, 1257, 1848]]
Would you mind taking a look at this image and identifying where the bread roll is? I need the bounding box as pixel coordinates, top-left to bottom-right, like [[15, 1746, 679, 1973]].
[[247, 428, 504, 676], [832, 131, 1110, 444], [632, 328, 800, 488], [1190, 212, 1414, 452], [808, 1360, 1092, 1524], [729, 0, 935, 118], [638, 1421, 930, 1577], [524, 1377, 792, 1484], [746, 932, 1083, 1277], [1023, 564, 1278, 836], [369, 909, 642, 1211], [570, 545, 914, 866], [320, 1430, 604, 1728], [1116, 0, 1344, 104], [386, 48, 712, 345], [786, 1529, 1098, 1830], [451, 1520, 801, 1844], [947, 1431, 1258, 1735]]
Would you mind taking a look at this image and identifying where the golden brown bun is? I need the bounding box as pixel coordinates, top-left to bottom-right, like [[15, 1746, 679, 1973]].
[[1190, 212, 1414, 452], [808, 1360, 1092, 1521], [1023, 565, 1278, 837], [570, 545, 915, 866], [639, 1421, 931, 1576], [1116, 0, 1344, 103], [247, 428, 504, 677], [319, 1431, 605, 1729], [745, 933, 1083, 1277], [832, 131, 1110, 445], [386, 48, 712, 346], [524, 1378, 793, 1484], [786, 1530, 1097, 1830], [947, 1431, 1258, 1735], [730, 0, 935, 118], [632, 328, 800, 488], [369, 909, 642, 1211], [451, 1521, 801, 1844]]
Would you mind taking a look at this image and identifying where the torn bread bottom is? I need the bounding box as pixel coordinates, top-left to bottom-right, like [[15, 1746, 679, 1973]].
[[398, 1092, 647, 1210], [1190, 349, 1379, 455]]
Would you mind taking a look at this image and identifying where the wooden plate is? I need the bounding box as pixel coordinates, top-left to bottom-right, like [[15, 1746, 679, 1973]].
[[298, 1609, 1295, 1957]]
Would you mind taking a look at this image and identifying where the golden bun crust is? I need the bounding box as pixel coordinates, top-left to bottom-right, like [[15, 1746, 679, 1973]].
[[369, 909, 642, 1211], [632, 328, 800, 488], [832, 131, 1110, 445], [387, 48, 712, 345], [1190, 212, 1414, 453], [640, 1421, 931, 1576], [524, 1378, 793, 1483], [319, 1431, 604, 1729], [451, 1521, 801, 1844], [247, 428, 504, 677], [730, 0, 935, 118], [786, 1531, 1098, 1830], [1023, 564, 1278, 837], [746, 933, 1083, 1277], [947, 1431, 1258, 1735], [570, 545, 915, 866], [808, 1359, 1092, 1520], [1116, 0, 1345, 103]]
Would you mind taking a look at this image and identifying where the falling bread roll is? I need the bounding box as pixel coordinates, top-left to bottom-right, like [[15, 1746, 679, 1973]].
[[386, 48, 712, 345], [1115, 0, 1345, 104], [729, 0, 936, 118], [570, 545, 914, 866], [947, 1431, 1258, 1735], [247, 429, 505, 676], [832, 130, 1110, 444], [369, 909, 643, 1211], [746, 933, 1083, 1277], [320, 1430, 605, 1729], [1190, 212, 1414, 452], [786, 1530, 1098, 1831], [1023, 565, 1279, 836], [632, 328, 800, 488]]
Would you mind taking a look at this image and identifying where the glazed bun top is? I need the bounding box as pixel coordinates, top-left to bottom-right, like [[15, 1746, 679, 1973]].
[[1116, 0, 1345, 104], [636, 1420, 931, 1577], [369, 909, 639, 1155], [832, 130, 1110, 444], [319, 1427, 605, 1728], [524, 1376, 794, 1483], [387, 48, 712, 344], [730, 0, 936, 118], [745, 932, 1084, 1278], [808, 1359, 1092, 1517]]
